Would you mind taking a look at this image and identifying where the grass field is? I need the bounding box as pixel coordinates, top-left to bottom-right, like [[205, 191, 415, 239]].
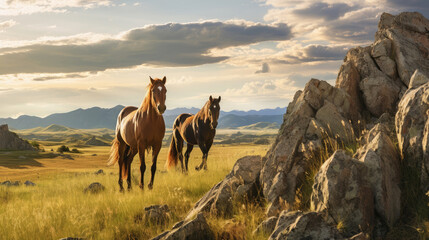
[[0, 143, 270, 240]]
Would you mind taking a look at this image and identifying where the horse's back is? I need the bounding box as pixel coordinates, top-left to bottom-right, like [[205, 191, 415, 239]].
[[173, 113, 193, 128]]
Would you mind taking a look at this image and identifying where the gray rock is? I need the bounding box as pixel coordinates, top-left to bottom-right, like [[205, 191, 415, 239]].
[[376, 12, 429, 87], [270, 212, 343, 240], [354, 124, 401, 228], [253, 216, 278, 236], [409, 69, 429, 89], [143, 205, 171, 225], [396, 72, 429, 190], [94, 169, 105, 175], [24, 180, 36, 186], [261, 78, 359, 216], [311, 150, 374, 237], [186, 155, 262, 219], [359, 76, 400, 117], [83, 182, 105, 194], [151, 213, 214, 240]]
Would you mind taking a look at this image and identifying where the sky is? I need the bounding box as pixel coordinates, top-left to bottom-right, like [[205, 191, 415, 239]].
[[0, 0, 428, 118]]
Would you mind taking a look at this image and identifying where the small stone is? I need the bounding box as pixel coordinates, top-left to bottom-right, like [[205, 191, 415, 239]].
[[24, 180, 36, 186], [94, 169, 105, 175], [83, 182, 105, 194]]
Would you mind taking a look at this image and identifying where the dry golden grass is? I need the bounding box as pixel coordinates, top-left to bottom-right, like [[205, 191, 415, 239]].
[[0, 143, 269, 240]]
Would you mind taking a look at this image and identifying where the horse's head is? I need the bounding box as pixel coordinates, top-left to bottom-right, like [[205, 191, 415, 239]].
[[207, 95, 221, 129], [150, 76, 167, 114]]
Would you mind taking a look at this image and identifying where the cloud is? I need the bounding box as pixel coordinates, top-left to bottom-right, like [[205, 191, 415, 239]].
[[0, 19, 17, 31], [255, 62, 270, 74], [281, 44, 350, 63], [1, 0, 112, 16], [32, 73, 88, 81], [0, 21, 292, 75], [292, 2, 357, 21]]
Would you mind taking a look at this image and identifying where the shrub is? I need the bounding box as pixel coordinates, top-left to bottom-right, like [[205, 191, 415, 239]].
[[30, 140, 40, 150], [57, 145, 70, 153], [71, 148, 80, 153]]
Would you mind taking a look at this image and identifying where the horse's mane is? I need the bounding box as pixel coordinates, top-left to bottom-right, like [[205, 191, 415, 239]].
[[139, 83, 154, 112], [195, 100, 210, 122]]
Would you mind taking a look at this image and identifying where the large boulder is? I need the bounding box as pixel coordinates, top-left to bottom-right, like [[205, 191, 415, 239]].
[[269, 211, 343, 240], [396, 70, 429, 190], [152, 213, 214, 240], [186, 155, 262, 219], [354, 124, 401, 228], [261, 79, 358, 216], [311, 150, 374, 237], [376, 12, 429, 87], [336, 46, 403, 118]]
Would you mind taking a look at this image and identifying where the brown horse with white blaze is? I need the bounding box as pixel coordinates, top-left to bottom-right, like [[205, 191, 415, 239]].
[[107, 76, 167, 191], [167, 96, 221, 172]]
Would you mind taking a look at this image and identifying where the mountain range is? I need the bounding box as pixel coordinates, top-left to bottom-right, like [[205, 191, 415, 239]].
[[0, 105, 285, 130]]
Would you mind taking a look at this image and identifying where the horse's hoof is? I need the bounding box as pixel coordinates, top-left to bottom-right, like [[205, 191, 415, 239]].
[[195, 166, 200, 171], [148, 184, 153, 190], [139, 184, 144, 190], [119, 188, 125, 193]]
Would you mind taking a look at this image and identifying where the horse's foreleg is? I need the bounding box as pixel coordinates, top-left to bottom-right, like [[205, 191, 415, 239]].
[[123, 146, 132, 191], [203, 141, 213, 170], [148, 145, 161, 190], [117, 143, 128, 192], [196, 144, 208, 171], [138, 147, 146, 190], [184, 144, 194, 173]]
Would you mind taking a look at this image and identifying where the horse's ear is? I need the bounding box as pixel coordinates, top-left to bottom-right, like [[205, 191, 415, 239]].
[[209, 95, 213, 102], [218, 96, 221, 102], [162, 76, 166, 84], [150, 77, 155, 84]]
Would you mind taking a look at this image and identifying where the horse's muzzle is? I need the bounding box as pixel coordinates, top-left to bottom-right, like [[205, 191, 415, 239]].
[[158, 105, 166, 114]]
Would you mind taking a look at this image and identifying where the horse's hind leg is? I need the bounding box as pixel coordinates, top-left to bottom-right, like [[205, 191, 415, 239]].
[[123, 146, 132, 191], [184, 144, 194, 172], [117, 143, 127, 192], [173, 128, 185, 173]]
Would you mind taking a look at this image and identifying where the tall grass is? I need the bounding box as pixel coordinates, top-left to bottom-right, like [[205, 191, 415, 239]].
[[0, 144, 268, 240]]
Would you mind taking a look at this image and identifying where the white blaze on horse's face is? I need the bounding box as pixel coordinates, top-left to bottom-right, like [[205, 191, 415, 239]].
[[158, 86, 163, 92]]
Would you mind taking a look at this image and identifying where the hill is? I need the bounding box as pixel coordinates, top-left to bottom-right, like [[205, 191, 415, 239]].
[[0, 106, 286, 130]]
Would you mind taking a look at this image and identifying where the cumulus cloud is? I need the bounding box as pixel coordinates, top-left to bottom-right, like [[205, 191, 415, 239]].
[[0, 19, 17, 31], [1, 0, 112, 16], [0, 21, 292, 75], [255, 62, 270, 74], [292, 2, 357, 21]]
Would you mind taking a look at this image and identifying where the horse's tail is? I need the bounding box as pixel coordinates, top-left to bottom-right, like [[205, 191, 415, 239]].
[[167, 133, 179, 169], [107, 137, 120, 166], [167, 117, 183, 169]]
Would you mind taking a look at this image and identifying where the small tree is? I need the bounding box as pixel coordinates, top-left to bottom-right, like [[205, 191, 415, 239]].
[[57, 145, 70, 153]]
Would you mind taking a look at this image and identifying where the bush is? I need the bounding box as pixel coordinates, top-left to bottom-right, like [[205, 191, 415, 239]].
[[57, 145, 70, 153], [30, 141, 40, 150], [71, 148, 80, 153]]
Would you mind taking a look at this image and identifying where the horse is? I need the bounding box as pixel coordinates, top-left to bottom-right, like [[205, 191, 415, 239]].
[[107, 76, 167, 191], [166, 96, 221, 172]]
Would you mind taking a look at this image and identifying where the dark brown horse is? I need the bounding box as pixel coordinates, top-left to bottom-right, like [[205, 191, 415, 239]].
[[167, 96, 221, 172], [107, 76, 167, 191]]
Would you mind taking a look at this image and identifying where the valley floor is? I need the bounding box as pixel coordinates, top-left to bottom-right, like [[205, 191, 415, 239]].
[[0, 144, 269, 239]]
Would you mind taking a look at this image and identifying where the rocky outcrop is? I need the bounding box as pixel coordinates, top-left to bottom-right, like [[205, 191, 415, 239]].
[[396, 70, 429, 190], [260, 78, 359, 216], [354, 124, 401, 228], [186, 155, 262, 219], [0, 124, 34, 151], [311, 151, 374, 236], [376, 12, 429, 87]]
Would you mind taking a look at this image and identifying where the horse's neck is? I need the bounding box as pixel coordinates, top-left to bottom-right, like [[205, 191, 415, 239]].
[[196, 103, 209, 123], [138, 92, 156, 116]]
